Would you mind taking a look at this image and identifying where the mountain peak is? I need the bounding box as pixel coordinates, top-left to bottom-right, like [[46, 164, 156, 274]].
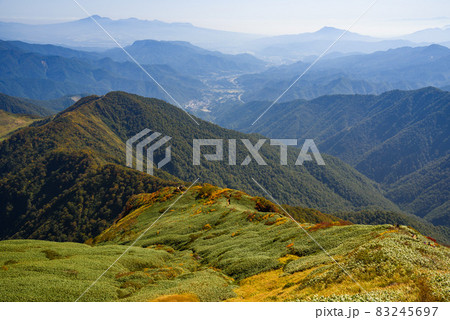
[[312, 26, 376, 41], [83, 15, 111, 22], [317, 26, 343, 33]]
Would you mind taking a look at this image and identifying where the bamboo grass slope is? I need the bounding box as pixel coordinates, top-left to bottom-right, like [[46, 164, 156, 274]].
[[0, 110, 40, 141], [1, 185, 448, 302]]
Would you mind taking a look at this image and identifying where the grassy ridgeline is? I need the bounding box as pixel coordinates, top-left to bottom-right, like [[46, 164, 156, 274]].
[[1, 186, 448, 302]]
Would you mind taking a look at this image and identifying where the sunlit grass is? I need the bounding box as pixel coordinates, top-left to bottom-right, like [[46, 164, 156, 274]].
[[1, 186, 449, 301]]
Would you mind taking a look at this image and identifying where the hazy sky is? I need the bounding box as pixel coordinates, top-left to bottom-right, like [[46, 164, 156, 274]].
[[0, 0, 449, 37]]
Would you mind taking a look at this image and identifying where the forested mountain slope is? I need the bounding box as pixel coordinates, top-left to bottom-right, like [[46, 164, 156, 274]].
[[0, 91, 402, 242], [215, 88, 450, 227], [0, 92, 52, 116]]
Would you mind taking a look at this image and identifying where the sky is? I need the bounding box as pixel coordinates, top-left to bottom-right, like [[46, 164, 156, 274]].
[[0, 0, 449, 37]]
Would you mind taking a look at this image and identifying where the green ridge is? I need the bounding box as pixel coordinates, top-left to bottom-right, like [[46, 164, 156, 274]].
[[1, 186, 448, 302]]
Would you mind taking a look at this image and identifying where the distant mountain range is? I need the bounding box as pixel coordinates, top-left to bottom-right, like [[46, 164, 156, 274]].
[[248, 26, 416, 62], [0, 39, 270, 103], [0, 40, 218, 101], [1, 39, 449, 108], [402, 25, 450, 44], [0, 16, 261, 53], [0, 17, 449, 60], [103, 40, 266, 76], [232, 45, 450, 103], [215, 87, 450, 228]]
